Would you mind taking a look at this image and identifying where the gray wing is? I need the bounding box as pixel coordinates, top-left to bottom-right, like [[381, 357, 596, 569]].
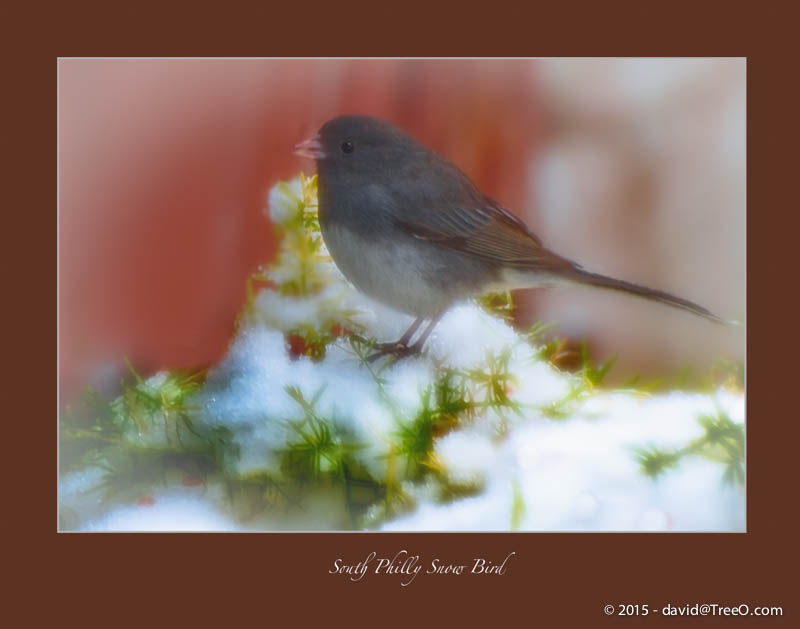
[[393, 197, 578, 273]]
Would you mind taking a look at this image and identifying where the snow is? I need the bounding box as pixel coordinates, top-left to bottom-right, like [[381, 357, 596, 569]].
[[266, 178, 304, 224], [81, 491, 239, 532], [383, 389, 744, 532], [61, 176, 745, 532]]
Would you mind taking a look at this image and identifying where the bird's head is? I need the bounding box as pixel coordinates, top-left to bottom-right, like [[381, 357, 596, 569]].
[[294, 115, 425, 179]]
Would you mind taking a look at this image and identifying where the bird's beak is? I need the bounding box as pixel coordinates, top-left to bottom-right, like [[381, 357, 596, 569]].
[[294, 134, 326, 159]]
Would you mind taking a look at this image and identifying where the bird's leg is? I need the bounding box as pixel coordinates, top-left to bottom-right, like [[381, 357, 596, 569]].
[[367, 311, 444, 362], [384, 317, 424, 349], [367, 317, 423, 362], [406, 310, 445, 353]]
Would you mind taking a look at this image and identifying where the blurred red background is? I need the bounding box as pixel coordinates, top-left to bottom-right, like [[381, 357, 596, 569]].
[[59, 60, 543, 404], [59, 59, 744, 406]]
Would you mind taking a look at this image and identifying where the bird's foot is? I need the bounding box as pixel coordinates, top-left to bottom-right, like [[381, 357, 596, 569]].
[[366, 341, 421, 363]]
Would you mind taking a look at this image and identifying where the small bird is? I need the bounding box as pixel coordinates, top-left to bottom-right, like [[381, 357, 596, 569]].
[[295, 115, 726, 360]]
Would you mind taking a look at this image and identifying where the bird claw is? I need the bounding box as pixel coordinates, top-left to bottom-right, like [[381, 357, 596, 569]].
[[366, 341, 420, 363]]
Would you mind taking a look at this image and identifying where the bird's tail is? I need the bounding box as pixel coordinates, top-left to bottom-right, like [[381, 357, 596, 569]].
[[567, 268, 729, 324]]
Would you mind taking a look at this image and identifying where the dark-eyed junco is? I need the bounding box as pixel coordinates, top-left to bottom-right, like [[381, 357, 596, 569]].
[[295, 115, 726, 359]]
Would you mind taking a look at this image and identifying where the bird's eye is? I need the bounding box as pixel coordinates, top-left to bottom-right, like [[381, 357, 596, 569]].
[[341, 140, 354, 154]]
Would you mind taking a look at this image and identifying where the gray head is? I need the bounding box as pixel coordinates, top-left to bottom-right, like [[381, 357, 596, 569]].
[[294, 115, 427, 180]]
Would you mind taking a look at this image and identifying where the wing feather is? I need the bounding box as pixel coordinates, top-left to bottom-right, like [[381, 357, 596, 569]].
[[395, 198, 577, 273]]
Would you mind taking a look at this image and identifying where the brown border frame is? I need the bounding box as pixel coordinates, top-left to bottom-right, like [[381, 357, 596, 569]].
[[12, 0, 796, 624]]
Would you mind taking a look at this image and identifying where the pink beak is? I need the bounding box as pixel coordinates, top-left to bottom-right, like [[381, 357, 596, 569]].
[[294, 134, 326, 159]]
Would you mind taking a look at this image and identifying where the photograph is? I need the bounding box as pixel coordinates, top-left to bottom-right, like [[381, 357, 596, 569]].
[[58, 58, 745, 532]]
